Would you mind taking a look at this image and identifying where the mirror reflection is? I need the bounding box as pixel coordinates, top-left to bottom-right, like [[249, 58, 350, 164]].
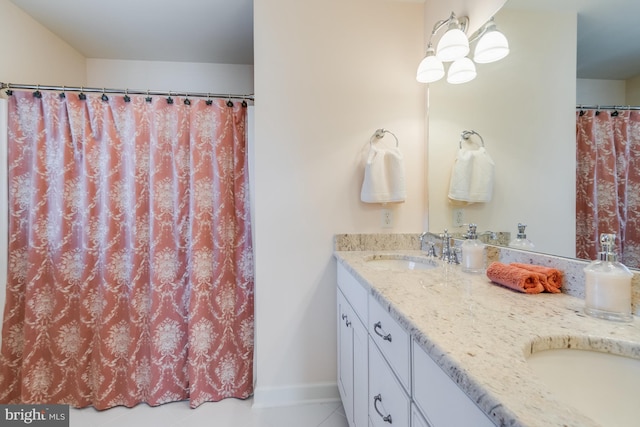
[[427, 0, 640, 269]]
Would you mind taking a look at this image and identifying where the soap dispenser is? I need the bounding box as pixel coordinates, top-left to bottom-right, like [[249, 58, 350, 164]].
[[461, 223, 485, 273], [509, 223, 535, 249], [584, 233, 633, 322]]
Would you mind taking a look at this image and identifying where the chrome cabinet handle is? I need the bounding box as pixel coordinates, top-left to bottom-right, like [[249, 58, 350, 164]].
[[341, 313, 351, 327], [373, 394, 392, 424], [373, 321, 392, 342]]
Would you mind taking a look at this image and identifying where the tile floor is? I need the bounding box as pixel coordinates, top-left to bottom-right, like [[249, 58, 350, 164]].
[[70, 398, 349, 427]]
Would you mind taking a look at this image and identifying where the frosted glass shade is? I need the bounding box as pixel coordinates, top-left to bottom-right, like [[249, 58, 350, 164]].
[[474, 30, 509, 63], [447, 57, 476, 84], [436, 28, 469, 62], [416, 54, 445, 83]]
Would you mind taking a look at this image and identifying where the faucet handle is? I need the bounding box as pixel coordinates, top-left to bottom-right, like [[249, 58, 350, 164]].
[[427, 243, 437, 258]]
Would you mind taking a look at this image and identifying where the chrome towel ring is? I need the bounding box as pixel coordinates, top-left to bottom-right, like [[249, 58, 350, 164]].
[[370, 128, 399, 147], [459, 130, 485, 149]]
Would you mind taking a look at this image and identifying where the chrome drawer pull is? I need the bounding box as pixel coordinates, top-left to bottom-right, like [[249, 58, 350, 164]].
[[341, 313, 351, 327], [373, 394, 392, 424], [373, 321, 392, 342]]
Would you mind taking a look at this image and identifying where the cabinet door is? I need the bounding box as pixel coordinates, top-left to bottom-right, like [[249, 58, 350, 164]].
[[411, 403, 432, 427], [369, 337, 410, 427], [337, 290, 354, 425], [352, 312, 368, 427], [412, 341, 494, 427]]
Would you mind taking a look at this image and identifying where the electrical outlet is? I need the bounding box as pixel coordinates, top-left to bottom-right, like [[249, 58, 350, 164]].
[[453, 208, 464, 227], [381, 208, 393, 228]]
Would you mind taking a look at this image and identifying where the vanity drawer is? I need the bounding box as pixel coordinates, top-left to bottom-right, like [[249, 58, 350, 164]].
[[368, 295, 410, 391], [369, 337, 410, 427], [412, 341, 494, 427], [337, 263, 368, 324]]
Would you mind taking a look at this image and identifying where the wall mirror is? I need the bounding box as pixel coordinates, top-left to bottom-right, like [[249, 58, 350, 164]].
[[427, 0, 640, 268]]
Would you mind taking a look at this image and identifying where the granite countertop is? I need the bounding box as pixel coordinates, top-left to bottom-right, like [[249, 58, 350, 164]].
[[335, 250, 640, 427]]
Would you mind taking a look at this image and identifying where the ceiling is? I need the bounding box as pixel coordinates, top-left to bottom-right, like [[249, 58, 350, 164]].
[[10, 0, 640, 80], [9, 0, 254, 65], [505, 0, 640, 80]]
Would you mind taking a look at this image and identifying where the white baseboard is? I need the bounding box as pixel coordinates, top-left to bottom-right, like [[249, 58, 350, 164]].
[[252, 382, 341, 408]]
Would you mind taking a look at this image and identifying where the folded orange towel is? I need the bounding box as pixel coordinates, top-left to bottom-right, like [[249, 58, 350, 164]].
[[510, 263, 563, 293], [485, 262, 545, 294]]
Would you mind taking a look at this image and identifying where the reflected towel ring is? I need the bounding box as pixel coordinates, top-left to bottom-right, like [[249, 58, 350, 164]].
[[459, 130, 485, 149], [370, 128, 399, 147]]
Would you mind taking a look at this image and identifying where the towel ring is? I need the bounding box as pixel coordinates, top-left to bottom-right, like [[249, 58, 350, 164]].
[[370, 128, 399, 147], [459, 130, 485, 149]]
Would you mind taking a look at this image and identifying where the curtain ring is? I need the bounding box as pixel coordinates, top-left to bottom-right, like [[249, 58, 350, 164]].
[[206, 93, 213, 106], [145, 89, 152, 103], [79, 86, 86, 100], [227, 95, 234, 107], [101, 88, 109, 102], [183, 93, 191, 106], [59, 85, 66, 99], [124, 89, 131, 103]]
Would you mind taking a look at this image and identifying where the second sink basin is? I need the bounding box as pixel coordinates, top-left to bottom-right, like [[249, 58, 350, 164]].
[[526, 346, 640, 426], [364, 254, 438, 271]]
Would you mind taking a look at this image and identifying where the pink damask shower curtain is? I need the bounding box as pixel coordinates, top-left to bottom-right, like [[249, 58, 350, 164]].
[[576, 109, 640, 267], [0, 90, 253, 409]]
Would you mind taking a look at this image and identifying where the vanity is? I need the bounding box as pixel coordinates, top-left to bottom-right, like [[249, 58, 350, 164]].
[[335, 235, 640, 427]]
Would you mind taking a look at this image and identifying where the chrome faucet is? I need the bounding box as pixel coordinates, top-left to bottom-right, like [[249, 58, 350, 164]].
[[440, 229, 459, 264]]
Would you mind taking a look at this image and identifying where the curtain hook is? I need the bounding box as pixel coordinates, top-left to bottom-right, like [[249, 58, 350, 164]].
[[167, 91, 174, 104], [59, 85, 66, 99], [79, 86, 86, 100], [124, 88, 131, 103], [145, 89, 152, 103], [5, 82, 12, 96], [101, 88, 109, 102], [206, 93, 213, 106], [226, 95, 234, 107], [183, 93, 191, 106], [33, 84, 42, 98]]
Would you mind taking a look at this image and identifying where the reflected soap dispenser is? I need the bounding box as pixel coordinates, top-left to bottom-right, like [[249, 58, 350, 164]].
[[584, 233, 633, 322], [509, 223, 535, 249], [461, 223, 485, 273]]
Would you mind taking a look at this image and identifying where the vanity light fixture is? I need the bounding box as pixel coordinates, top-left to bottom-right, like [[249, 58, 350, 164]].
[[472, 17, 510, 64], [416, 12, 509, 85]]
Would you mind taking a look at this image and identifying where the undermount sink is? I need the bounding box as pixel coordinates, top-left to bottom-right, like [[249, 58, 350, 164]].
[[526, 347, 640, 426], [364, 254, 438, 271]]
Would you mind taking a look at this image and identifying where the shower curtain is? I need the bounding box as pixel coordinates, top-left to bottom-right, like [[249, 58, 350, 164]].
[[576, 109, 640, 267], [0, 90, 254, 409]]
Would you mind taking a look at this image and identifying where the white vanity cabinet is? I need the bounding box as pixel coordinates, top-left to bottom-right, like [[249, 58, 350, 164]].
[[412, 340, 495, 427], [337, 264, 369, 427], [336, 262, 496, 427]]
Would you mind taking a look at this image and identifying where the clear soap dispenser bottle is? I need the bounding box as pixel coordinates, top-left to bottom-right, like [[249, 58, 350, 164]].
[[584, 233, 633, 322], [461, 223, 485, 273], [509, 223, 535, 249]]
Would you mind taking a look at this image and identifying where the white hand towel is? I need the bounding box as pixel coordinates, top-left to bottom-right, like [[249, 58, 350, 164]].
[[361, 144, 406, 203], [448, 146, 494, 203]]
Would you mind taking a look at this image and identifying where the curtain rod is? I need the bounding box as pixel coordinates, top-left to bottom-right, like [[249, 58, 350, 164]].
[[577, 104, 640, 111], [0, 82, 254, 101]]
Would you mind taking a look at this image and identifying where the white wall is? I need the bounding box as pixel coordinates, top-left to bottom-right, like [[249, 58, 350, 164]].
[[253, 0, 425, 405], [0, 0, 86, 86], [577, 79, 626, 105], [86, 59, 253, 95], [428, 8, 577, 257]]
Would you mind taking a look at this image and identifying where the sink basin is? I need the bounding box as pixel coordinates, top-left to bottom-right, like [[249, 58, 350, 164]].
[[365, 255, 438, 271], [526, 347, 640, 426]]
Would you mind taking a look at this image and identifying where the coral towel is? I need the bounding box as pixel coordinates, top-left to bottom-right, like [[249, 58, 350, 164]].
[[510, 263, 563, 293], [486, 262, 545, 294], [448, 146, 494, 203], [361, 144, 406, 203]]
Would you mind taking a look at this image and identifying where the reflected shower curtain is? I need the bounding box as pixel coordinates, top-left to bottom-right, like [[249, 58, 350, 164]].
[[0, 90, 254, 409], [576, 109, 640, 267]]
